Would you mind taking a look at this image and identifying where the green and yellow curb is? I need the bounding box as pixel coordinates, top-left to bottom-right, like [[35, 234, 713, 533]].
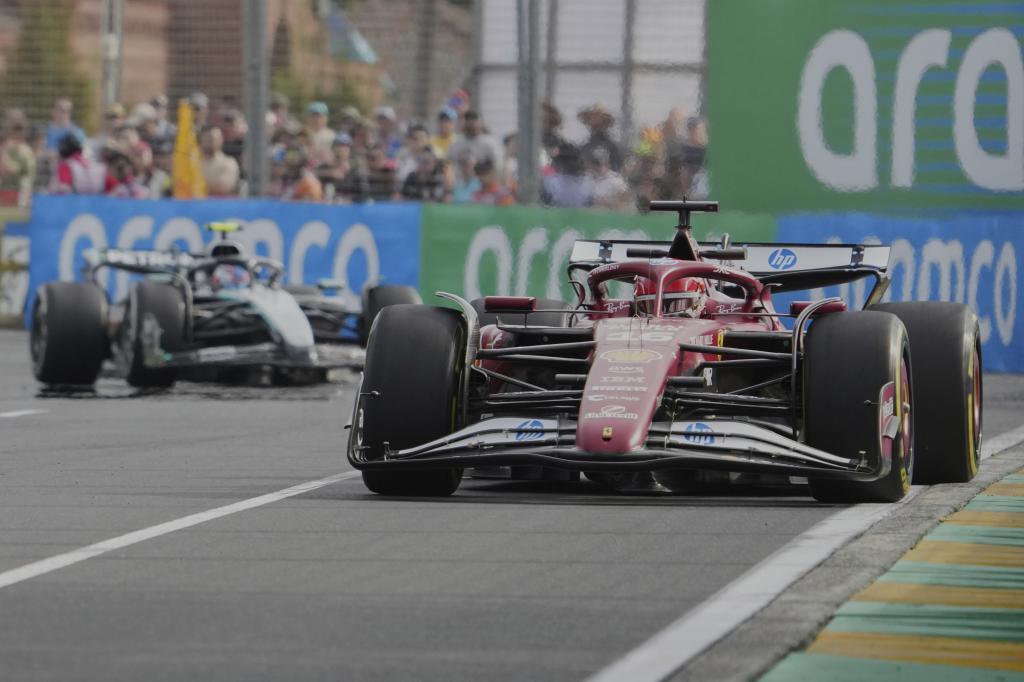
[[761, 468, 1024, 680]]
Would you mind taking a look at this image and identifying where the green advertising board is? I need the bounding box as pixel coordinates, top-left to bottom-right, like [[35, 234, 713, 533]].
[[418, 204, 776, 303], [707, 0, 1024, 212]]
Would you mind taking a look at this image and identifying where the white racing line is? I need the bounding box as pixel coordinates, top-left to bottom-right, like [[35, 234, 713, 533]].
[[0, 409, 47, 419], [585, 423, 1024, 682], [0, 471, 361, 591]]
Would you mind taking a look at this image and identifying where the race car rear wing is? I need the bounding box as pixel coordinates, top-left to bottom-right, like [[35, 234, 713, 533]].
[[568, 240, 891, 294]]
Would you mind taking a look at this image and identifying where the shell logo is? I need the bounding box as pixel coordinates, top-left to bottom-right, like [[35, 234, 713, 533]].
[[600, 349, 663, 364]]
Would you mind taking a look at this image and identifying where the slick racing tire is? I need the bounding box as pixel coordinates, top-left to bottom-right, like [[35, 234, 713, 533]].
[[358, 304, 464, 496], [358, 285, 423, 346], [871, 302, 982, 484], [805, 311, 913, 503], [123, 281, 186, 388], [30, 282, 108, 385], [470, 297, 571, 328]]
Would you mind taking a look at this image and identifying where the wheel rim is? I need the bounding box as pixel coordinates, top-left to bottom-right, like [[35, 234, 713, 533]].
[[971, 346, 982, 470], [899, 353, 913, 487], [30, 298, 46, 373], [122, 290, 139, 373]]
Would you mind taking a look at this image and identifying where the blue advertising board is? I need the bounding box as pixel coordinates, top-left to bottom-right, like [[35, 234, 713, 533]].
[[776, 211, 1023, 372], [25, 195, 422, 318]]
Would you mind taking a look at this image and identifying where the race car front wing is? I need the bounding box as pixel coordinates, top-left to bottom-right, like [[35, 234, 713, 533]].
[[347, 414, 889, 482], [142, 334, 363, 370]]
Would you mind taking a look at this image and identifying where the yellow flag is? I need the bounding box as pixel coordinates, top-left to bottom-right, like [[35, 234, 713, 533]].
[[172, 98, 207, 198]]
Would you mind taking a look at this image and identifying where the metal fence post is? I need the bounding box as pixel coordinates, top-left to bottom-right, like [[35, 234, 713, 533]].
[[544, 0, 559, 105], [516, 0, 541, 205], [241, 0, 269, 197], [414, 0, 439, 121], [100, 0, 124, 108], [620, 0, 636, 149]]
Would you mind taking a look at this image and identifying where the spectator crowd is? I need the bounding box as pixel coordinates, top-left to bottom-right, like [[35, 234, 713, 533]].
[[0, 91, 707, 210]]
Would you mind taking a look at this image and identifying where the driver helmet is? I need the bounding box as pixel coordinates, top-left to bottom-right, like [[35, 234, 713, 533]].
[[635, 277, 708, 317], [210, 263, 250, 290]]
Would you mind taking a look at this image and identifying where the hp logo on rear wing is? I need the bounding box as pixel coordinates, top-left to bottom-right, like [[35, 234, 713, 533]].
[[767, 248, 798, 270]]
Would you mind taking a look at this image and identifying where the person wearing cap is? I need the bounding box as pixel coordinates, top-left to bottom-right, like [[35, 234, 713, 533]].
[[146, 138, 174, 199], [430, 106, 458, 159], [578, 103, 623, 172], [269, 92, 290, 133], [450, 149, 480, 204], [396, 123, 431, 181], [86, 102, 125, 161], [190, 91, 210, 128], [400, 149, 448, 202], [337, 105, 362, 135], [149, 94, 177, 141], [447, 109, 501, 185], [44, 98, 85, 155], [113, 122, 152, 178], [541, 102, 567, 158], [318, 132, 353, 200], [0, 109, 36, 205], [471, 158, 514, 206], [374, 106, 402, 159], [130, 102, 166, 156], [273, 140, 323, 202], [305, 101, 335, 162]]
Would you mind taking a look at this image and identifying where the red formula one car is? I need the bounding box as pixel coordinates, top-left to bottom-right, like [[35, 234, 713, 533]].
[[348, 200, 983, 501]]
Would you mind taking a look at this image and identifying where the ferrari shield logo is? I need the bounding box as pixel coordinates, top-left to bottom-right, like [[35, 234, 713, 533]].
[[602, 426, 614, 440]]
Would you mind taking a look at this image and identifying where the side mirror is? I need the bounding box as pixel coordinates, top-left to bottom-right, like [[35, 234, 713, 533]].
[[484, 296, 537, 313]]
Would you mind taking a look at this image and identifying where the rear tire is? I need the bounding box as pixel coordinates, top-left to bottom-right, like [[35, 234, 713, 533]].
[[30, 282, 108, 385], [871, 302, 981, 483], [358, 304, 464, 496], [805, 312, 913, 503], [358, 285, 422, 346], [123, 281, 186, 388]]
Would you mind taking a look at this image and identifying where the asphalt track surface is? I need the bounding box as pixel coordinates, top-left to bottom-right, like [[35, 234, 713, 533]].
[[0, 328, 1022, 681]]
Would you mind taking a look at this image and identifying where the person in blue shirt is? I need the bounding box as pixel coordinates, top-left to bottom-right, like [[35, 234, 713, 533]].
[[44, 98, 85, 153]]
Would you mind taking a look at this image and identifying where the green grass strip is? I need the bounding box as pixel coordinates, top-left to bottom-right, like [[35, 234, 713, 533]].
[[760, 652, 1024, 682], [828, 601, 1024, 642]]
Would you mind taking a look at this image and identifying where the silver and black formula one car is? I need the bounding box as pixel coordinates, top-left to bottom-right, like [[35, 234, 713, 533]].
[[30, 222, 420, 387], [348, 200, 982, 502]]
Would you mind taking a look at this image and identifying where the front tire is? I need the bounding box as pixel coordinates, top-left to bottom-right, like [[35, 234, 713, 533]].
[[123, 281, 186, 388], [871, 302, 981, 483], [30, 282, 108, 385], [357, 304, 464, 496], [358, 285, 422, 346], [805, 311, 913, 503]]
